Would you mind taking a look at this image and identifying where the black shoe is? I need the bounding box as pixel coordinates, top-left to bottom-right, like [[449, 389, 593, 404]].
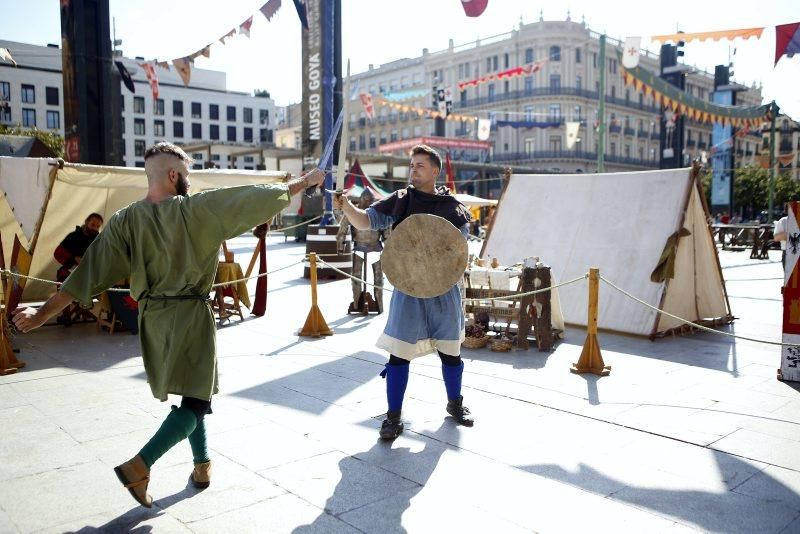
[[446, 396, 474, 426], [379, 411, 404, 440]]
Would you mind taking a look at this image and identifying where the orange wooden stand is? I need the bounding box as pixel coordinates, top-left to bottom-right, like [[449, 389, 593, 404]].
[[571, 268, 610, 376], [299, 253, 332, 337]]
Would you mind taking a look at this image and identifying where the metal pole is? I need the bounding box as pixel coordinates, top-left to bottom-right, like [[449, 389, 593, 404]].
[[597, 34, 606, 173], [768, 102, 777, 221]]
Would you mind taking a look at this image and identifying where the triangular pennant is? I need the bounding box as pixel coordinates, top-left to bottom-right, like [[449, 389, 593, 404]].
[[172, 57, 192, 86], [260, 0, 282, 21], [114, 61, 135, 94], [239, 16, 254, 37], [219, 28, 236, 44]]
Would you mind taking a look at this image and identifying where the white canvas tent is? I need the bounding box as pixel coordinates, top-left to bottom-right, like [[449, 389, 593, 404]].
[[455, 193, 498, 208], [481, 167, 732, 337], [0, 157, 290, 302]]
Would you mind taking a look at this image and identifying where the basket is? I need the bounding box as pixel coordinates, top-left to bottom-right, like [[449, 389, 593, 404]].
[[462, 335, 490, 349], [489, 336, 514, 352]]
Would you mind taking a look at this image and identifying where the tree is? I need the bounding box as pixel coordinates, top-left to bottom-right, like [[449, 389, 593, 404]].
[[253, 89, 271, 98], [0, 124, 65, 158], [699, 164, 799, 220]]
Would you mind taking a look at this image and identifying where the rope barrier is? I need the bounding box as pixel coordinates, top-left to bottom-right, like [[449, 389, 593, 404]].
[[599, 275, 797, 348], [0, 259, 306, 296], [312, 257, 587, 302], [267, 215, 321, 234]]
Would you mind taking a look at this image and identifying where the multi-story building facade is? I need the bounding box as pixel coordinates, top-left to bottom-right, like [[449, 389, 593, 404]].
[[0, 39, 275, 169], [346, 17, 765, 176]]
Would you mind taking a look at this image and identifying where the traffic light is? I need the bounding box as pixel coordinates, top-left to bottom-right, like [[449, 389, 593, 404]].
[[677, 30, 685, 59]]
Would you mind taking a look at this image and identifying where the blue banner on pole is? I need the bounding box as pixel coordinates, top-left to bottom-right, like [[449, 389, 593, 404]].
[[711, 91, 733, 208]]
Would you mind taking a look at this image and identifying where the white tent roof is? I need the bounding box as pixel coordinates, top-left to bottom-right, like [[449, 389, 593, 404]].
[[481, 168, 730, 337], [0, 157, 290, 302], [455, 193, 498, 207]]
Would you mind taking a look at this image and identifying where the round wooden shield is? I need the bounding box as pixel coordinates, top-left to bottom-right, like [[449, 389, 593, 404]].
[[382, 214, 468, 298]]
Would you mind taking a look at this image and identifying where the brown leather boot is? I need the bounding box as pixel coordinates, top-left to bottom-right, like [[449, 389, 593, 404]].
[[113, 455, 153, 508], [191, 461, 212, 489]]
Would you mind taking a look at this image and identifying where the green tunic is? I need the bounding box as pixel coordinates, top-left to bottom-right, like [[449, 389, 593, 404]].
[[61, 184, 290, 401]]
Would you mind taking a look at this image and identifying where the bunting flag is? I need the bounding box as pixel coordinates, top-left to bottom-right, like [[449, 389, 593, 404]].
[[260, 0, 282, 21], [172, 57, 192, 87], [618, 51, 773, 128], [156, 61, 170, 70], [565, 121, 581, 149], [457, 60, 546, 91], [461, 0, 489, 17], [444, 152, 456, 193], [372, 95, 477, 123], [219, 28, 236, 44], [0, 48, 17, 67], [293, 0, 309, 30], [138, 62, 159, 100], [775, 22, 800, 65], [239, 16, 254, 37], [496, 119, 562, 129], [622, 37, 641, 69], [360, 93, 375, 119], [115, 61, 135, 93], [477, 119, 491, 140], [651, 26, 764, 44]]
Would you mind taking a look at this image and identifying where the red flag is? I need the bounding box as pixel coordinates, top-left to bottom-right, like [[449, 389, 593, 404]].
[[138, 62, 159, 100], [445, 152, 456, 193], [461, 0, 488, 17], [775, 22, 800, 65], [360, 93, 374, 119], [239, 16, 254, 37]]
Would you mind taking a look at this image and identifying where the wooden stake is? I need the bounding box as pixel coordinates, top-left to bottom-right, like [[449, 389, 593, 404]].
[[299, 253, 333, 337], [571, 268, 610, 376]]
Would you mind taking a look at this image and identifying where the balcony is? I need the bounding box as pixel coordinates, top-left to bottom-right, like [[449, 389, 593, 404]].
[[780, 141, 793, 154], [651, 132, 660, 140], [698, 142, 707, 149], [686, 139, 696, 147], [609, 124, 621, 134], [637, 129, 649, 138], [453, 86, 659, 114], [624, 127, 635, 136], [490, 150, 658, 169]]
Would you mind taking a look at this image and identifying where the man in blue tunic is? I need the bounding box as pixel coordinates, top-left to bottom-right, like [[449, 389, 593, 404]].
[[335, 144, 474, 439]]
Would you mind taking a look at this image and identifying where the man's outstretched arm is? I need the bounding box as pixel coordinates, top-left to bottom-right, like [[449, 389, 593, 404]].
[[12, 290, 76, 333]]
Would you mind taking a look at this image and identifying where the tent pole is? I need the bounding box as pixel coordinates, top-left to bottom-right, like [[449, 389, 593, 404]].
[[597, 34, 607, 174], [767, 102, 777, 221]]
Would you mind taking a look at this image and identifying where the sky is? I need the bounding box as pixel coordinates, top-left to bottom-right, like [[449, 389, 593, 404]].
[[1, 0, 799, 117]]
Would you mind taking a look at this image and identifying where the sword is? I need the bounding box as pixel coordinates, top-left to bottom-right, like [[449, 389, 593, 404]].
[[305, 107, 345, 197], [334, 60, 351, 207]]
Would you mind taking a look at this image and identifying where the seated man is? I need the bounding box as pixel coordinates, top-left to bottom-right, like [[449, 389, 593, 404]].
[[54, 213, 103, 324]]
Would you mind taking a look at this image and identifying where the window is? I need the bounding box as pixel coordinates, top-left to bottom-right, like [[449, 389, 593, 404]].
[[504, 80, 509, 94], [46, 110, 59, 129], [349, 139, 357, 152], [227, 106, 236, 121], [0, 104, 10, 123], [488, 84, 495, 101], [227, 125, 236, 141], [191, 102, 201, 119], [369, 134, 376, 148], [154, 120, 165, 137], [576, 75, 582, 90], [359, 135, 366, 150], [625, 145, 631, 158], [21, 84, 35, 103], [259, 109, 269, 125], [504, 53, 510, 69], [380, 132, 387, 144], [46, 86, 59, 106], [574, 105, 582, 120], [486, 57, 492, 72], [611, 85, 616, 99], [173, 100, 183, 117], [134, 140, 146, 157], [260, 128, 271, 143], [134, 96, 145, 114], [402, 127, 409, 139], [0, 81, 10, 100], [391, 130, 398, 142], [610, 142, 617, 155], [524, 106, 534, 121], [524, 77, 534, 95], [524, 137, 535, 154], [493, 56, 498, 70], [549, 136, 562, 151], [209, 104, 219, 120], [153, 98, 164, 115], [134, 118, 145, 135], [609, 59, 618, 74], [550, 46, 561, 61], [549, 104, 561, 121], [243, 127, 253, 142], [135, 161, 145, 168], [575, 48, 582, 63], [625, 90, 630, 105], [173, 121, 184, 138], [550, 74, 561, 91], [210, 124, 219, 140], [244, 107, 253, 123], [192, 123, 202, 139], [460, 90, 467, 106], [593, 53, 597, 68], [525, 47, 534, 63]]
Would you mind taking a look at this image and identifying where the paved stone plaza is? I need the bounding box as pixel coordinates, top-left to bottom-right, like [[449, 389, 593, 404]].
[[0, 235, 798, 533]]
